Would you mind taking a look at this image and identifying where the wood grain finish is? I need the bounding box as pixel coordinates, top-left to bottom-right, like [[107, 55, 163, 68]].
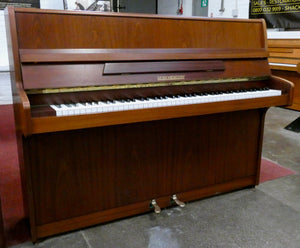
[[0, 197, 6, 248], [30, 95, 290, 135], [19, 48, 269, 63], [102, 60, 225, 75], [36, 177, 255, 238], [21, 59, 270, 90], [271, 70, 299, 111], [14, 9, 266, 50], [268, 39, 299, 110], [5, 7, 294, 242], [24, 110, 263, 237]]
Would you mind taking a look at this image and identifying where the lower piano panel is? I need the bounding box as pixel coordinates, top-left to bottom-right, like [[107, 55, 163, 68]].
[[35, 176, 255, 239], [23, 109, 265, 241]]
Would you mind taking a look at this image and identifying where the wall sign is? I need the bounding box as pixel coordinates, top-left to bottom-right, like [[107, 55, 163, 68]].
[[249, 0, 300, 28], [201, 0, 208, 8], [0, 0, 40, 10]]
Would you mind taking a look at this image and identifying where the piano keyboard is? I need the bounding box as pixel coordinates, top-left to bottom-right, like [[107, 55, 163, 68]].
[[50, 88, 281, 116]]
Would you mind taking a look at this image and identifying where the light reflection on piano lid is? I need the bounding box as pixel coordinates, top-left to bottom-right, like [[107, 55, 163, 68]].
[[269, 62, 297, 68], [26, 76, 270, 95]]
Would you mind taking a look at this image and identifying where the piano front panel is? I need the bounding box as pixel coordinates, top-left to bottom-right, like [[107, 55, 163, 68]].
[[24, 109, 262, 227]]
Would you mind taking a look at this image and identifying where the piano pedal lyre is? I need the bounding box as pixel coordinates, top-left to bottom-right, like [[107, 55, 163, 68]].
[[171, 194, 185, 208], [150, 199, 161, 214]]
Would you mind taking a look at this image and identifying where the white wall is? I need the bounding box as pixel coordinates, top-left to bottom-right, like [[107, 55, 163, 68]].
[[208, 0, 300, 39], [208, 0, 249, 19], [0, 11, 8, 71], [193, 0, 208, 17], [158, 0, 193, 17], [40, 0, 64, 10]]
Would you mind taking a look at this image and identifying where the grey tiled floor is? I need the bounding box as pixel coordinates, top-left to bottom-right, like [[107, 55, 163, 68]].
[[8, 106, 300, 247]]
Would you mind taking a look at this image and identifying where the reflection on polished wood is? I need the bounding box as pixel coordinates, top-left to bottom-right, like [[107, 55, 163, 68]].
[[5, 7, 293, 242]]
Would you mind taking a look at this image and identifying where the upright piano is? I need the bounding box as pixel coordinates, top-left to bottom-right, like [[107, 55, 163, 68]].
[[5, 7, 294, 242]]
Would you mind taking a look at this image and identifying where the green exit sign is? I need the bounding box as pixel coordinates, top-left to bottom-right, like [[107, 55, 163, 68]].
[[201, 0, 208, 7]]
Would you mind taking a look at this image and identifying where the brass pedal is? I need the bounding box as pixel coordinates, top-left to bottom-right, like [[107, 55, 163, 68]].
[[171, 194, 185, 208], [150, 199, 161, 214]]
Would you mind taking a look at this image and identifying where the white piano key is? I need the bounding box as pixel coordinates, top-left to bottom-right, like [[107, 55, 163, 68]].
[[60, 104, 73, 116], [79, 103, 87, 114], [50, 104, 64, 116]]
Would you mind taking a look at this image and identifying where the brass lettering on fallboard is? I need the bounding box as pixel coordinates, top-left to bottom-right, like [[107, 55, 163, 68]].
[[157, 75, 185, 81], [25, 76, 270, 95]]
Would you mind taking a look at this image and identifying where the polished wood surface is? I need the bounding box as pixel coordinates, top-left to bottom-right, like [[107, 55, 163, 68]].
[[14, 9, 267, 50], [36, 177, 255, 238], [0, 197, 6, 248], [268, 39, 300, 111], [21, 59, 270, 90], [5, 7, 293, 242], [19, 48, 269, 62], [271, 70, 300, 111], [30, 93, 290, 134], [25, 110, 262, 238]]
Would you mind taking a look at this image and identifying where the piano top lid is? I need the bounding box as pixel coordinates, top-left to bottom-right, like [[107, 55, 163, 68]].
[[10, 6, 266, 23], [6, 6, 268, 51]]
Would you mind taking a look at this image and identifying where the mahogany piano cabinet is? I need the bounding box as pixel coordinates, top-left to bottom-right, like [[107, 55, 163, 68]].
[[5, 7, 294, 242]]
